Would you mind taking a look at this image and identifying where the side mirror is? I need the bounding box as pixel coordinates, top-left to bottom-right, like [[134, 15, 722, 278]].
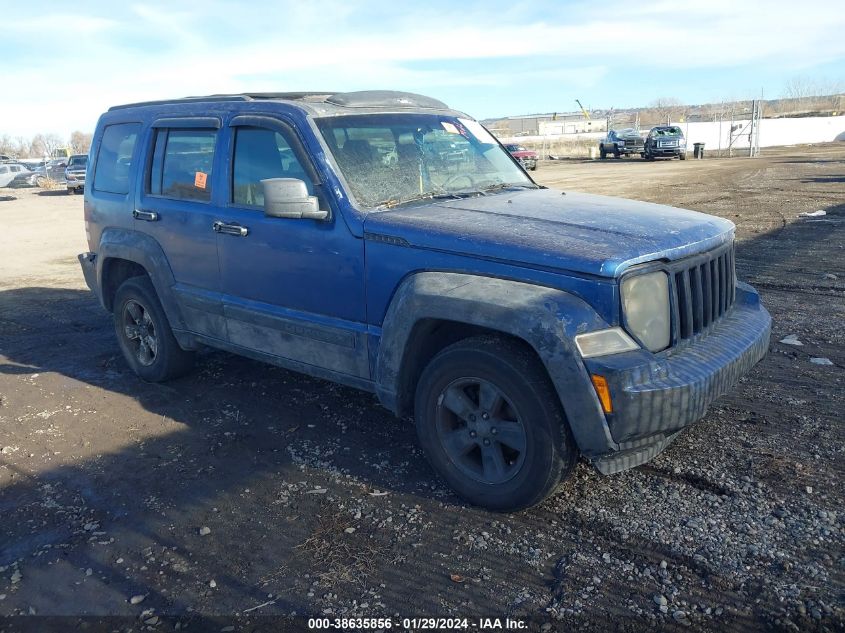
[[261, 178, 328, 220]]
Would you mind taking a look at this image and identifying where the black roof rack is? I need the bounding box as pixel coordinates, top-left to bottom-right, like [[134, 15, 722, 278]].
[[108, 92, 336, 112], [108, 90, 450, 112]]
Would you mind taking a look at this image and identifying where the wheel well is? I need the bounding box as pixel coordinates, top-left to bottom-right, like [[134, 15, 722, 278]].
[[395, 319, 545, 417], [101, 258, 148, 312]]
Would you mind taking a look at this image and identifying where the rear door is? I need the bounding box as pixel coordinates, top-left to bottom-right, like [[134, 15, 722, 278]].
[[213, 114, 369, 380], [138, 118, 227, 339]]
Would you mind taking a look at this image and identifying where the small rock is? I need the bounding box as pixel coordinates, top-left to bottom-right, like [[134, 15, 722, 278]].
[[541, 624, 552, 632], [660, 560, 668, 569], [659, 604, 669, 614], [116, 558, 124, 564], [85, 568, 92, 576], [654, 594, 668, 607], [221, 627, 235, 632], [209, 579, 217, 588], [10, 570, 22, 584], [602, 553, 611, 563], [344, 527, 356, 534], [673, 610, 689, 623], [0, 594, 6, 600], [129, 594, 146, 605], [144, 616, 160, 625], [779, 335, 803, 346], [198, 526, 211, 536], [810, 357, 834, 366], [806, 486, 813, 494], [0, 447, 14, 455], [823, 273, 838, 280]]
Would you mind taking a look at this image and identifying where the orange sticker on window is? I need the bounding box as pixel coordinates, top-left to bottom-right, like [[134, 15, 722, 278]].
[[194, 171, 208, 189]]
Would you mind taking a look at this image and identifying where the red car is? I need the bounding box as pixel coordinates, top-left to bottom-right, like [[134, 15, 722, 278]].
[[505, 144, 538, 171]]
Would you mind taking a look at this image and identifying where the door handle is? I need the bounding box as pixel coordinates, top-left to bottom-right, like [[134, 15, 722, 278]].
[[133, 209, 159, 222], [213, 221, 249, 237]]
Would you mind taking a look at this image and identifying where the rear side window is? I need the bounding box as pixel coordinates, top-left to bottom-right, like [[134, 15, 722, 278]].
[[231, 127, 312, 207], [149, 129, 216, 202], [94, 123, 140, 194]]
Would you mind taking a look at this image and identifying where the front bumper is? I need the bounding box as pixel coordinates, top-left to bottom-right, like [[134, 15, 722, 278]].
[[66, 175, 86, 189], [650, 147, 685, 156], [514, 156, 537, 169], [583, 282, 771, 474]]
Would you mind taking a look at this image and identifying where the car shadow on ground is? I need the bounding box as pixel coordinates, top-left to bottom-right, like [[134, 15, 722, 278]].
[[0, 285, 456, 620]]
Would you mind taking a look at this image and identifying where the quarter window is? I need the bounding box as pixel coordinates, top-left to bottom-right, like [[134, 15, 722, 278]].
[[150, 129, 216, 202], [93, 123, 140, 194], [231, 127, 312, 207]]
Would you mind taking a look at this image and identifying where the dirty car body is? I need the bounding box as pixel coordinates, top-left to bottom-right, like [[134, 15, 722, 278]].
[[79, 90, 771, 510]]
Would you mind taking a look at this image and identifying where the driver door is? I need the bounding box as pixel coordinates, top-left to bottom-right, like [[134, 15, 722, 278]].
[[214, 115, 369, 380]]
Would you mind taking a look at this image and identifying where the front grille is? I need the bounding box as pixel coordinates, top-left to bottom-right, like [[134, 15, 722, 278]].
[[671, 245, 736, 341]]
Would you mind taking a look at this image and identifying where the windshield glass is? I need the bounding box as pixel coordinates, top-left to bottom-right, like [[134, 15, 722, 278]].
[[68, 156, 87, 167], [316, 114, 533, 209], [652, 127, 683, 137]]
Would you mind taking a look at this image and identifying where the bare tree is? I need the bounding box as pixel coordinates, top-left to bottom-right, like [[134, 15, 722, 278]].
[[0, 134, 15, 157], [29, 133, 64, 158], [69, 131, 93, 155], [649, 97, 685, 124]]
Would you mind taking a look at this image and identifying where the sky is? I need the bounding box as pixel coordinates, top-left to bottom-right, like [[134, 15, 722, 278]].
[[1, 0, 844, 139]]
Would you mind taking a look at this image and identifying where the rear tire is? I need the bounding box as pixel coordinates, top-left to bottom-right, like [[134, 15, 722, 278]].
[[414, 336, 577, 511], [599, 146, 607, 159], [113, 276, 195, 382]]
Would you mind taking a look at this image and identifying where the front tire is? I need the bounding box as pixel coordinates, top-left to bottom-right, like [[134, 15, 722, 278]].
[[599, 146, 607, 159], [414, 336, 577, 511], [678, 152, 686, 160], [113, 276, 194, 382]]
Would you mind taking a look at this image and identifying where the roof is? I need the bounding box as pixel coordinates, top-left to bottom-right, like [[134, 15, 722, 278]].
[[107, 90, 455, 117]]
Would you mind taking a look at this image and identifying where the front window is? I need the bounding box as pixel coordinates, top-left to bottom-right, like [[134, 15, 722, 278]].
[[68, 156, 87, 168], [651, 127, 683, 138], [316, 114, 534, 209]]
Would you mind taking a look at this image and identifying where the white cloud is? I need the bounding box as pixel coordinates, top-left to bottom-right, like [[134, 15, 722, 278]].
[[0, 0, 842, 138]]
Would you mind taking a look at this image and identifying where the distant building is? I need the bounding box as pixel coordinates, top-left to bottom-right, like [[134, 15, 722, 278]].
[[484, 112, 606, 136]]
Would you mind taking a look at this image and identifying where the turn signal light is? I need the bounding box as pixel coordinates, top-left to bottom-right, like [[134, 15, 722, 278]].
[[590, 375, 613, 414]]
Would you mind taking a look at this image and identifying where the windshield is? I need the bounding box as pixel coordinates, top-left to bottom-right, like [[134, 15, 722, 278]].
[[316, 114, 533, 209], [68, 156, 87, 167], [651, 127, 683, 137]]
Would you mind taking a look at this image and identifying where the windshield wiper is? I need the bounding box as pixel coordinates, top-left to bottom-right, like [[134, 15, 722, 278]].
[[376, 190, 465, 209]]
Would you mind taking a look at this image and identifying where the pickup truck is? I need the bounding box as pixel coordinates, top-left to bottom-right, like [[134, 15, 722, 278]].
[[79, 90, 770, 511], [600, 129, 645, 159], [504, 144, 538, 170]]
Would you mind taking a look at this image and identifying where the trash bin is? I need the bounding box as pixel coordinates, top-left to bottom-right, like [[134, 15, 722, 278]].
[[693, 142, 705, 159]]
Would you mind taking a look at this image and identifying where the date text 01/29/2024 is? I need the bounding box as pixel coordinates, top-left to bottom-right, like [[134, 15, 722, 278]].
[[307, 617, 528, 629]]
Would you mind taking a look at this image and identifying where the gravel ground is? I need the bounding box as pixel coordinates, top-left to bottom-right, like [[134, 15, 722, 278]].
[[0, 144, 843, 631]]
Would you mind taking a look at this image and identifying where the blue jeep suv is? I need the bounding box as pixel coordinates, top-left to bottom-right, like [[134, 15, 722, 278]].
[[79, 91, 771, 511]]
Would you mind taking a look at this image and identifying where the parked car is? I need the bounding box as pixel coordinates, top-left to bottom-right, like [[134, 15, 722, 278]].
[[79, 90, 770, 511], [0, 163, 32, 187], [28, 159, 69, 186], [644, 126, 687, 160], [65, 154, 88, 194], [504, 143, 538, 170], [600, 129, 645, 159]]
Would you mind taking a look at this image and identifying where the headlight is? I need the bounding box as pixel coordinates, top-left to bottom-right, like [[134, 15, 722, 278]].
[[621, 271, 671, 352]]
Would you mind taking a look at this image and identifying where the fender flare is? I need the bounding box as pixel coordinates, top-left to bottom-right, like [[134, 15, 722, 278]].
[[96, 228, 187, 332], [374, 272, 618, 457]]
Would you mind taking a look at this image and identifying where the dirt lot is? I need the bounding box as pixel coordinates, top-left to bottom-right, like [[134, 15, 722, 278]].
[[1, 145, 843, 632]]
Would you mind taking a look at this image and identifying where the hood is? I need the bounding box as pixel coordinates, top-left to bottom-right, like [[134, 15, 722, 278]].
[[363, 189, 734, 278], [510, 149, 537, 158]]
